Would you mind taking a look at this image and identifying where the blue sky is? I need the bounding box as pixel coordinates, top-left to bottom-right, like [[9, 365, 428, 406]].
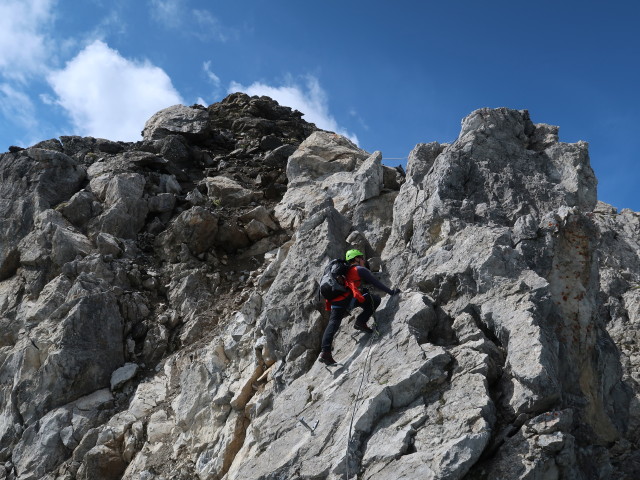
[[1, 0, 638, 211]]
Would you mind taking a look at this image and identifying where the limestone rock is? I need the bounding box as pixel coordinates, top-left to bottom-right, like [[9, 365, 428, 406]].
[[352, 192, 397, 254], [244, 219, 270, 242], [89, 173, 148, 239], [205, 176, 256, 207], [58, 190, 102, 228], [381, 164, 404, 190], [96, 233, 123, 257], [142, 104, 210, 141], [13, 288, 124, 425], [155, 134, 190, 163], [214, 218, 250, 253], [286, 131, 367, 184], [0, 148, 85, 280], [592, 202, 640, 476], [157, 206, 218, 260], [259, 134, 283, 151], [50, 225, 94, 267], [148, 193, 176, 213], [239, 205, 279, 231], [12, 390, 113, 480], [2, 100, 640, 480], [110, 363, 139, 391], [274, 131, 372, 229]]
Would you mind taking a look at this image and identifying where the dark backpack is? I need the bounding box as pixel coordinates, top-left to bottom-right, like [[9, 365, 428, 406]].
[[319, 259, 351, 300]]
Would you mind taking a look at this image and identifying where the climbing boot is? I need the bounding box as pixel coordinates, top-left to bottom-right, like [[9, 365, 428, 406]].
[[318, 351, 337, 365], [354, 322, 374, 334]]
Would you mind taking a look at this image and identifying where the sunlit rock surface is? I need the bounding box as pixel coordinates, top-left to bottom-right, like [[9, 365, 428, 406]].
[[0, 96, 638, 479]]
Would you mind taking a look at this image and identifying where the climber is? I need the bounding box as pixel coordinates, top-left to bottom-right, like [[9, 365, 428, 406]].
[[318, 249, 400, 365]]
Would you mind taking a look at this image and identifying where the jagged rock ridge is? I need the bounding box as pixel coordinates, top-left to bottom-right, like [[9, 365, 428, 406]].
[[0, 96, 639, 480]]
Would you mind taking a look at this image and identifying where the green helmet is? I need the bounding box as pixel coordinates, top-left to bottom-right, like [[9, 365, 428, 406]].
[[345, 249, 364, 261]]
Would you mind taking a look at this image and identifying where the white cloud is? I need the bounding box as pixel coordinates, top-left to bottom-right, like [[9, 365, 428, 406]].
[[47, 40, 184, 141], [149, 1, 228, 41], [197, 61, 221, 105], [192, 9, 227, 41], [149, 0, 185, 29], [39, 93, 56, 106], [0, 83, 37, 130], [88, 6, 128, 42], [203, 61, 221, 87], [349, 108, 370, 131], [229, 76, 359, 144], [0, 0, 55, 81]]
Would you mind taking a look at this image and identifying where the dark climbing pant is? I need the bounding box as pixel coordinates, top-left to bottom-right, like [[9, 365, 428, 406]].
[[321, 293, 381, 353]]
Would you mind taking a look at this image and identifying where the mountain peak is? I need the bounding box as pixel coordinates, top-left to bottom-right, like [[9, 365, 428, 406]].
[[1, 100, 638, 479]]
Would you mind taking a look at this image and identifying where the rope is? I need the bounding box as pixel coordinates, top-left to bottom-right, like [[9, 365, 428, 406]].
[[345, 295, 378, 480]]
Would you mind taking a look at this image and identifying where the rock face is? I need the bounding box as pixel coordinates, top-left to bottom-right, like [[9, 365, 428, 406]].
[[0, 97, 638, 480]]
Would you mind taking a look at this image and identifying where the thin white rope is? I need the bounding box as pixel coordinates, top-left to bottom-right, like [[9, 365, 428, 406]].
[[345, 297, 379, 479]]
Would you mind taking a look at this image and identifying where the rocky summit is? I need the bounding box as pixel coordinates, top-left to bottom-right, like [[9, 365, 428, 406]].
[[0, 94, 639, 480]]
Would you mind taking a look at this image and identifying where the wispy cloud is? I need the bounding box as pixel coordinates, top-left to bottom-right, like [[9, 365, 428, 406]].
[[0, 0, 57, 146], [0, 0, 55, 82], [149, 0, 185, 29], [349, 108, 370, 131], [192, 9, 227, 41], [0, 1, 190, 148], [203, 61, 221, 87], [148, 1, 228, 41], [47, 40, 183, 141], [229, 76, 359, 144], [0, 84, 37, 130], [87, 4, 128, 42], [197, 61, 222, 106]]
